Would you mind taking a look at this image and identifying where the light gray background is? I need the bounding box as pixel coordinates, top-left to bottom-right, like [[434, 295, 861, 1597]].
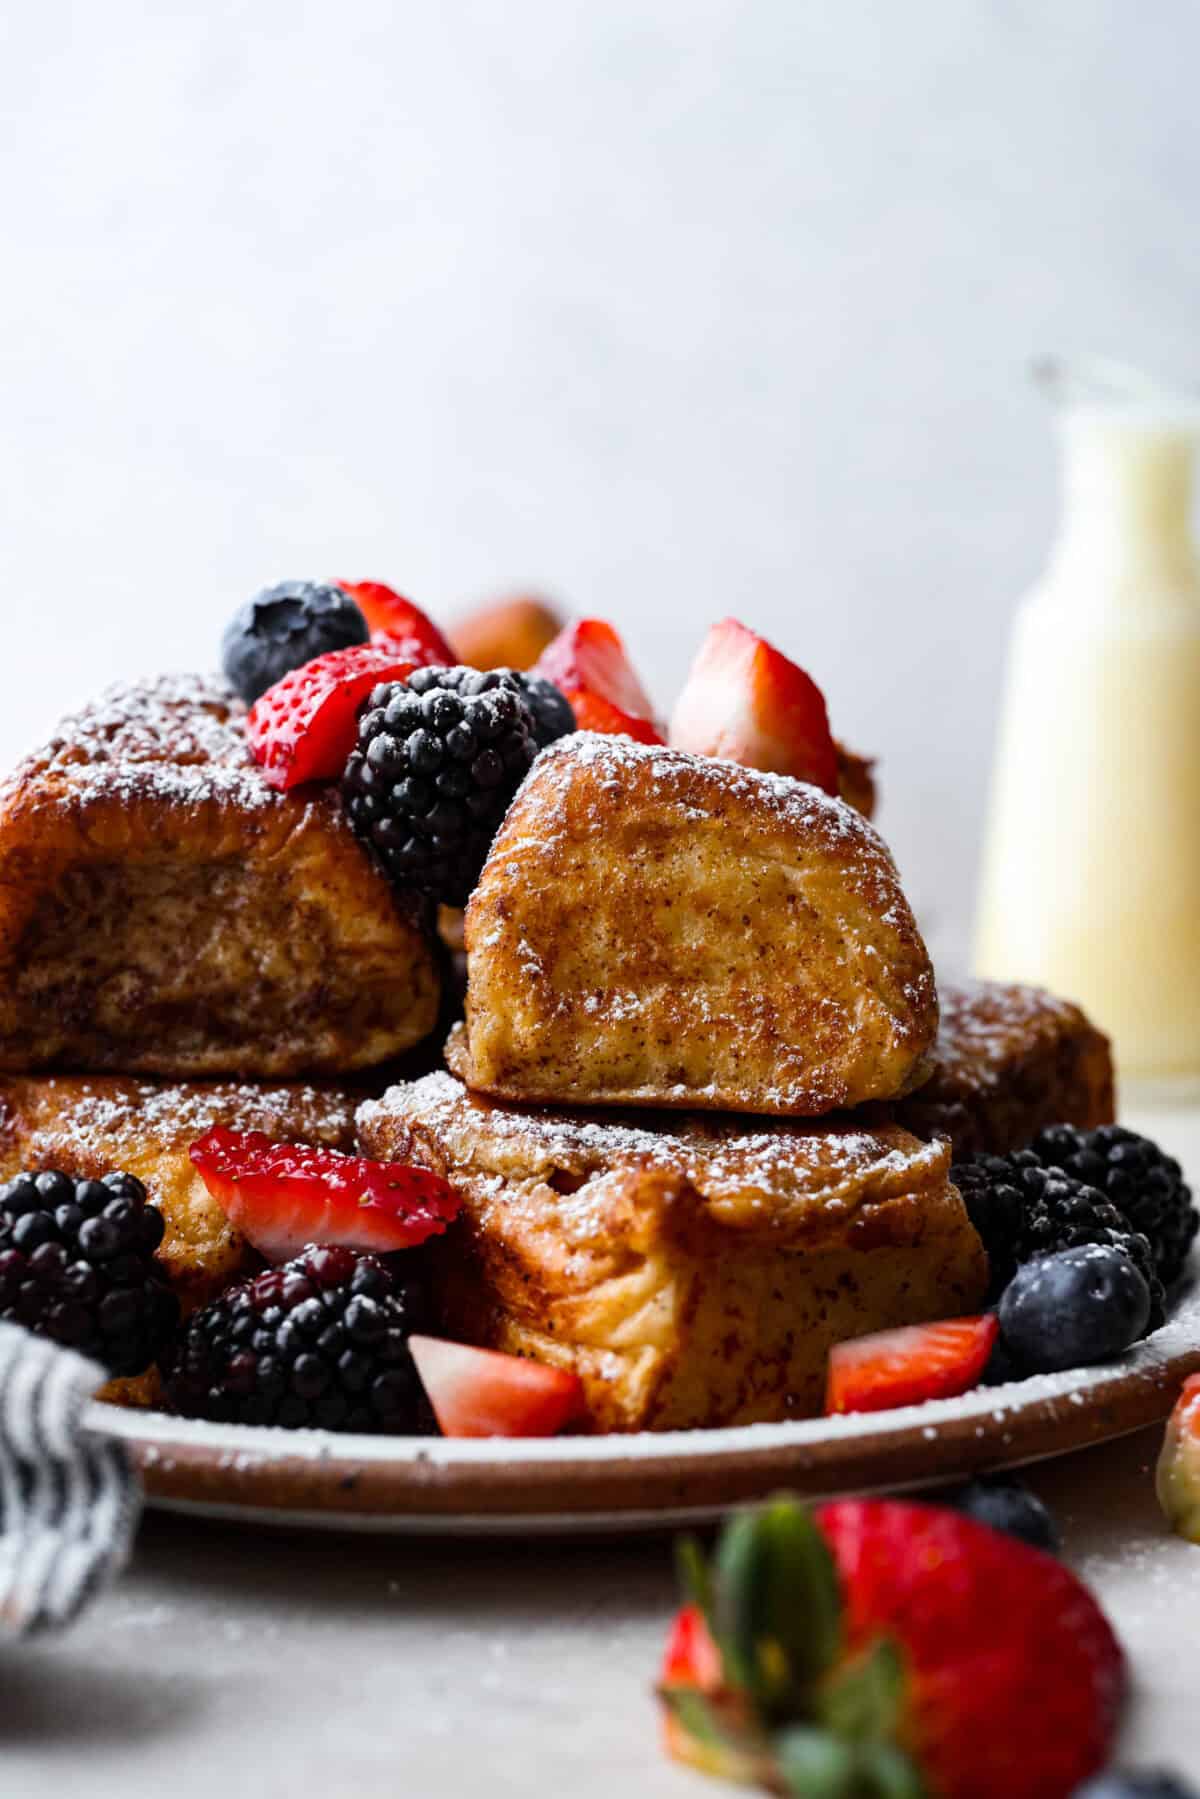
[[3, 13, 1200, 1792], [4, 1, 1200, 961]]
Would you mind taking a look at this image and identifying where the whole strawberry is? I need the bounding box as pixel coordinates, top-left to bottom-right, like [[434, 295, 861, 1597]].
[[657, 1497, 1125, 1799]]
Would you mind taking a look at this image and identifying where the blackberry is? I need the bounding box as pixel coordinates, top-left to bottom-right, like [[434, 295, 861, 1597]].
[[342, 666, 572, 906], [222, 579, 368, 705], [161, 1245, 429, 1432], [518, 672, 576, 748], [953, 1149, 1165, 1328], [0, 1170, 178, 1375], [1034, 1123, 1197, 1287]]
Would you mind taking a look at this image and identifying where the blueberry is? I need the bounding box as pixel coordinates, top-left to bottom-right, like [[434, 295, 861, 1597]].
[[940, 1474, 1061, 1553], [221, 580, 368, 705], [1074, 1773, 1199, 1799], [998, 1245, 1151, 1374]]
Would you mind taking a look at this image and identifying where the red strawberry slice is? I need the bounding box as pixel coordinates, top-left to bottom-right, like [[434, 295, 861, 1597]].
[[336, 580, 455, 664], [825, 1314, 998, 1415], [669, 617, 839, 795], [190, 1127, 461, 1260], [246, 639, 435, 790], [533, 619, 664, 744], [408, 1335, 584, 1438], [659, 1497, 1125, 1799]]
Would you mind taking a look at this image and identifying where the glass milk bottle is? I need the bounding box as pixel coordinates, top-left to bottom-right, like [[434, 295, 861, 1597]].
[[974, 357, 1200, 1096]]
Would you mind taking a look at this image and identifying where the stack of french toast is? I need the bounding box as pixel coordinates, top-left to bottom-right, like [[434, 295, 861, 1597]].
[[0, 584, 1119, 1434]]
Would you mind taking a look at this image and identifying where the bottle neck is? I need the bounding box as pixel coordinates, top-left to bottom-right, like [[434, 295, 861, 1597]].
[[1046, 413, 1200, 599]]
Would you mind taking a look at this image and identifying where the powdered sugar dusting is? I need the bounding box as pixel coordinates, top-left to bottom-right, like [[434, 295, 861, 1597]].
[[926, 980, 1098, 1097], [360, 1069, 948, 1204], [12, 1075, 359, 1161], [533, 730, 882, 854], [5, 673, 276, 814]]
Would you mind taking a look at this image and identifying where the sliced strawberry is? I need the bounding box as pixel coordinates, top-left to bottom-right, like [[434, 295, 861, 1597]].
[[669, 617, 839, 795], [533, 619, 664, 744], [336, 580, 455, 664], [189, 1127, 461, 1260], [246, 640, 433, 790], [408, 1335, 584, 1438], [659, 1497, 1125, 1799], [1157, 1371, 1200, 1540], [450, 595, 563, 671], [825, 1314, 998, 1415]]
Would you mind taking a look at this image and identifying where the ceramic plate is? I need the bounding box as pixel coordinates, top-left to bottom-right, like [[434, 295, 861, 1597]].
[[88, 1107, 1200, 1534], [84, 1284, 1199, 1535]]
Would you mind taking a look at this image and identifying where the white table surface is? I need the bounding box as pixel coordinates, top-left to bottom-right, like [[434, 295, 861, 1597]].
[[12, 1103, 1200, 1797]]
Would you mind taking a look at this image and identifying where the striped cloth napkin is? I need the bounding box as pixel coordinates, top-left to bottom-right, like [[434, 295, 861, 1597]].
[[0, 1322, 141, 1634]]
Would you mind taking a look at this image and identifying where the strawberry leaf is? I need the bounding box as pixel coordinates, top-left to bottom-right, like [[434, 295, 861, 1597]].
[[817, 1638, 905, 1743], [773, 1727, 928, 1799], [714, 1498, 843, 1718], [658, 1683, 774, 1784], [675, 1535, 716, 1633], [773, 1727, 860, 1797], [852, 1742, 929, 1799]]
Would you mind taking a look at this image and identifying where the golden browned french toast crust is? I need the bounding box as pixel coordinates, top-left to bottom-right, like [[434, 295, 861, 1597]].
[[0, 1073, 361, 1313], [893, 980, 1115, 1158], [0, 676, 440, 1077], [358, 1072, 988, 1433], [454, 734, 937, 1118]]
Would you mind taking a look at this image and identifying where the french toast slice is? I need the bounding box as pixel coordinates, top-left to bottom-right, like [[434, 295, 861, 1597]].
[[450, 733, 937, 1117], [893, 979, 1115, 1158], [359, 1072, 987, 1432], [0, 676, 440, 1077], [0, 1073, 361, 1314]]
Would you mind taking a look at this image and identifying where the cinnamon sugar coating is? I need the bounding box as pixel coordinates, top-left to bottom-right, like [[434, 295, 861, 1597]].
[[454, 734, 937, 1117], [894, 980, 1115, 1157], [0, 676, 440, 1077], [0, 1072, 360, 1312], [358, 1071, 987, 1432]]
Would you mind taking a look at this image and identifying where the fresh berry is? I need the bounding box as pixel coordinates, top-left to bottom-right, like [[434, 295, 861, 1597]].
[[533, 619, 663, 743], [941, 1474, 1061, 1553], [953, 1149, 1165, 1323], [451, 595, 563, 671], [668, 617, 840, 795], [335, 581, 455, 663], [246, 640, 436, 791], [999, 1243, 1151, 1374], [0, 1170, 178, 1375], [189, 1127, 461, 1262], [408, 1335, 584, 1438], [825, 1314, 998, 1415], [518, 672, 577, 747], [342, 666, 558, 906], [1156, 1371, 1200, 1541], [221, 580, 368, 706], [1033, 1123, 1197, 1288], [1076, 1775, 1199, 1799], [659, 1497, 1125, 1799], [161, 1245, 428, 1431]]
